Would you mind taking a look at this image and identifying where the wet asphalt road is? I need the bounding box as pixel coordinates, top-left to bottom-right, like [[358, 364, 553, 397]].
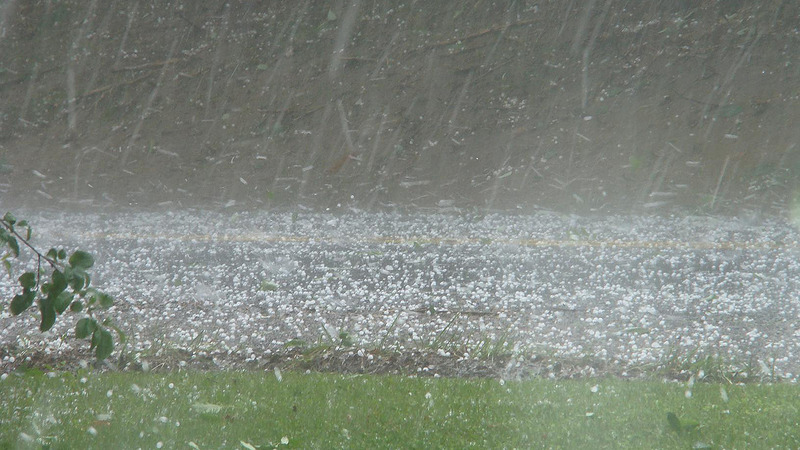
[[2, 209, 799, 378]]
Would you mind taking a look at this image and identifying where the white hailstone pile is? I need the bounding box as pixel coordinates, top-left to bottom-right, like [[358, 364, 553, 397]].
[[0, 208, 798, 379]]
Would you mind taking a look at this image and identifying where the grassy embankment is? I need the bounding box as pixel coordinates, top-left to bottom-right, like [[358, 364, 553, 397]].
[[2, 369, 798, 449]]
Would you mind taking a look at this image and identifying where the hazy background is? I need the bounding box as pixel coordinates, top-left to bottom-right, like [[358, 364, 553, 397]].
[[1, 0, 798, 214]]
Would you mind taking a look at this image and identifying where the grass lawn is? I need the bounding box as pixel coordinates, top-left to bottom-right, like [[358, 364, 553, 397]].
[[1, 369, 799, 449]]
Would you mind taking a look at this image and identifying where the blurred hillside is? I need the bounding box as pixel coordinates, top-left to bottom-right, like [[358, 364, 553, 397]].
[[1, 0, 798, 214]]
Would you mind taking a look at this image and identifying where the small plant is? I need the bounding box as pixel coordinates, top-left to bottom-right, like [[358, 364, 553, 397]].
[[666, 412, 699, 434], [666, 412, 710, 448], [1, 212, 123, 360], [320, 323, 354, 348]]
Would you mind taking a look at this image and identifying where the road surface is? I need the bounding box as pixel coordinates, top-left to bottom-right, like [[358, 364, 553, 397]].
[[2, 208, 799, 379]]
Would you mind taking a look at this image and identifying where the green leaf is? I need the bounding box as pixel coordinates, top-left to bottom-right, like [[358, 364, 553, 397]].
[[624, 327, 650, 335], [19, 272, 36, 290], [69, 250, 94, 269], [5, 236, 18, 257], [2, 259, 10, 276], [22, 368, 46, 378], [259, 280, 279, 291], [284, 339, 307, 348], [54, 291, 74, 314], [10, 291, 35, 315], [70, 300, 84, 313], [49, 269, 67, 295], [93, 328, 114, 360], [39, 297, 56, 332], [17, 219, 27, 228], [667, 412, 682, 433], [97, 292, 114, 308], [75, 317, 97, 339], [65, 266, 88, 291], [57, 249, 66, 260], [46, 248, 58, 260], [682, 420, 700, 432], [3, 212, 16, 226]]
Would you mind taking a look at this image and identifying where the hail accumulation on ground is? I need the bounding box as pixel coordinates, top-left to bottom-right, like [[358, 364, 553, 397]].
[[1, 208, 799, 380]]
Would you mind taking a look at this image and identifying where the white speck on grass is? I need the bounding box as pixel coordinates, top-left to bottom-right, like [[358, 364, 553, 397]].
[[156, 441, 163, 448], [274, 366, 283, 382], [281, 436, 289, 445], [87, 426, 97, 436], [685, 390, 692, 399], [106, 390, 113, 398], [590, 385, 599, 393], [720, 386, 729, 403]]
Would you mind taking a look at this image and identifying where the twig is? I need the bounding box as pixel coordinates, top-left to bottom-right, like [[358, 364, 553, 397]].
[[409, 307, 497, 316], [326, 151, 356, 174], [0, 219, 59, 269], [670, 87, 723, 109], [257, 105, 323, 118], [0, 65, 62, 88], [1, 218, 60, 288], [339, 56, 377, 62], [81, 72, 154, 98], [111, 57, 184, 73], [427, 18, 536, 48]]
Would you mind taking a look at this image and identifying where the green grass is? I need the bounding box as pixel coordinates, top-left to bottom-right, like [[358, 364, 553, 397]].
[[1, 370, 799, 449]]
